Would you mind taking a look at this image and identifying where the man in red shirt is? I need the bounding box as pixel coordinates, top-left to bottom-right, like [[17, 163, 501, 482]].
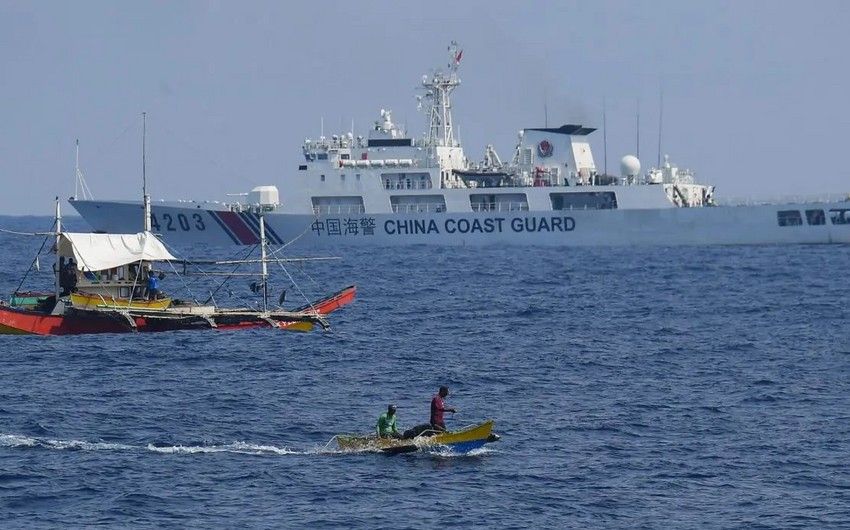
[[430, 386, 457, 431]]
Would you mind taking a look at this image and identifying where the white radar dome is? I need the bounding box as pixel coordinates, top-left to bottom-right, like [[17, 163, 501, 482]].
[[620, 155, 641, 177], [249, 185, 280, 209]]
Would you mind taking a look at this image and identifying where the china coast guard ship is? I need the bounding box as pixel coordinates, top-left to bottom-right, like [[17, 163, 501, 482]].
[[71, 43, 850, 247]]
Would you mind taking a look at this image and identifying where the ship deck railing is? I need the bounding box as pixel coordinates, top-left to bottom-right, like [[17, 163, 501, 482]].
[[391, 203, 448, 214], [470, 202, 530, 212], [313, 205, 367, 215], [716, 192, 850, 207]]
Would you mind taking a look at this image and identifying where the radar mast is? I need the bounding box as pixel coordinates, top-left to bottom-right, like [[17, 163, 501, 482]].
[[420, 41, 463, 150]]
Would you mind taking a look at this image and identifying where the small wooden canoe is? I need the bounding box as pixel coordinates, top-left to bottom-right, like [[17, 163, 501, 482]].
[[337, 420, 499, 454]]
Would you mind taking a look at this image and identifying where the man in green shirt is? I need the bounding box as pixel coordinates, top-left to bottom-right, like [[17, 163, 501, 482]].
[[376, 404, 401, 438]]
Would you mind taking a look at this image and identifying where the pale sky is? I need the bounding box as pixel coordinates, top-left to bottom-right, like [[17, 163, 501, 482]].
[[1, 0, 848, 215]]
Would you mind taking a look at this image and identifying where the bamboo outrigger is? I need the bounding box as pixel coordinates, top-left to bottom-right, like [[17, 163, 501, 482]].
[[1, 115, 355, 335], [0, 198, 355, 336]]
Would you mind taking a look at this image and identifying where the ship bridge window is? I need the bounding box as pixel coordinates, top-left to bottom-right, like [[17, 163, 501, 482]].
[[777, 210, 803, 226], [470, 193, 529, 212], [805, 209, 826, 226], [317, 153, 328, 161], [550, 191, 617, 210], [311, 196, 365, 215], [340, 153, 350, 160], [390, 194, 446, 214], [829, 208, 850, 225], [382, 172, 432, 190]]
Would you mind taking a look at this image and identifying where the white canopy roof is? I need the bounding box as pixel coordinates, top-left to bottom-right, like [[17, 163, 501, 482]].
[[59, 231, 177, 271]]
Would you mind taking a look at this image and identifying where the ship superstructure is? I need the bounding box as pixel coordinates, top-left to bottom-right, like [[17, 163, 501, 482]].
[[71, 43, 850, 246]]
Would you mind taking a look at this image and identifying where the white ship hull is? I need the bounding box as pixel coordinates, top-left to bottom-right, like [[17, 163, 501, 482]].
[[70, 199, 850, 248]]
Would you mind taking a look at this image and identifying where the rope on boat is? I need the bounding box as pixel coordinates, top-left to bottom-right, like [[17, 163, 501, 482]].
[[163, 257, 200, 305], [0, 228, 56, 236], [264, 218, 328, 312], [155, 230, 332, 318], [268, 217, 315, 253], [265, 216, 342, 308], [273, 259, 318, 314], [321, 435, 340, 452], [159, 237, 257, 309], [9, 218, 56, 300], [198, 244, 257, 307]]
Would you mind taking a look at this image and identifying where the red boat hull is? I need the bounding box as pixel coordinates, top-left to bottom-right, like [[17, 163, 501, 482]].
[[0, 305, 131, 335], [0, 285, 356, 336], [279, 284, 357, 330]]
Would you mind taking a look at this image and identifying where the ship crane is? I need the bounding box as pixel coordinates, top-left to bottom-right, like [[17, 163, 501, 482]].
[[482, 144, 503, 169]]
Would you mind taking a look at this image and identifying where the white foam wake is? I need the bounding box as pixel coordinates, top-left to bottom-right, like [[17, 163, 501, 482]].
[[0, 434, 136, 452], [0, 433, 496, 458], [422, 445, 499, 457], [145, 441, 301, 456], [0, 433, 312, 456]]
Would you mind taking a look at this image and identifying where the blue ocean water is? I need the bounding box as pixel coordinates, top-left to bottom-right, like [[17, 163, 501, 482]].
[[1, 215, 849, 528]]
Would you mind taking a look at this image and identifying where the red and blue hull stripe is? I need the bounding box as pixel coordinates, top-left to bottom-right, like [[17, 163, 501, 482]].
[[208, 211, 284, 245]]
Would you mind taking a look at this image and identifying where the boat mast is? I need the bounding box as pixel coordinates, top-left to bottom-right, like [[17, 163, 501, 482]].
[[656, 90, 663, 168], [602, 97, 608, 176], [72, 139, 94, 201], [636, 98, 640, 160], [54, 197, 61, 301], [142, 112, 151, 232], [259, 213, 268, 312], [74, 140, 80, 200]]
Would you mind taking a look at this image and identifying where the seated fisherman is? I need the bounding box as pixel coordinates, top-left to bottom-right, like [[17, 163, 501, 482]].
[[376, 404, 401, 439]]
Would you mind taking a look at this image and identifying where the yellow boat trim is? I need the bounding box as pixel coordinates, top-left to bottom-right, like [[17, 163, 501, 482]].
[[426, 420, 494, 446], [71, 292, 172, 310], [280, 321, 315, 332]]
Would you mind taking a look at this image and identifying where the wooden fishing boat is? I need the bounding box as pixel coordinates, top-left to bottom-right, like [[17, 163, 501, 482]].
[[0, 118, 354, 336], [336, 420, 500, 454], [0, 287, 354, 335], [0, 199, 355, 336]]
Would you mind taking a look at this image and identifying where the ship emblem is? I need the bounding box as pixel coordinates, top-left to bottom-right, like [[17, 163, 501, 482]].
[[538, 139, 553, 157]]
